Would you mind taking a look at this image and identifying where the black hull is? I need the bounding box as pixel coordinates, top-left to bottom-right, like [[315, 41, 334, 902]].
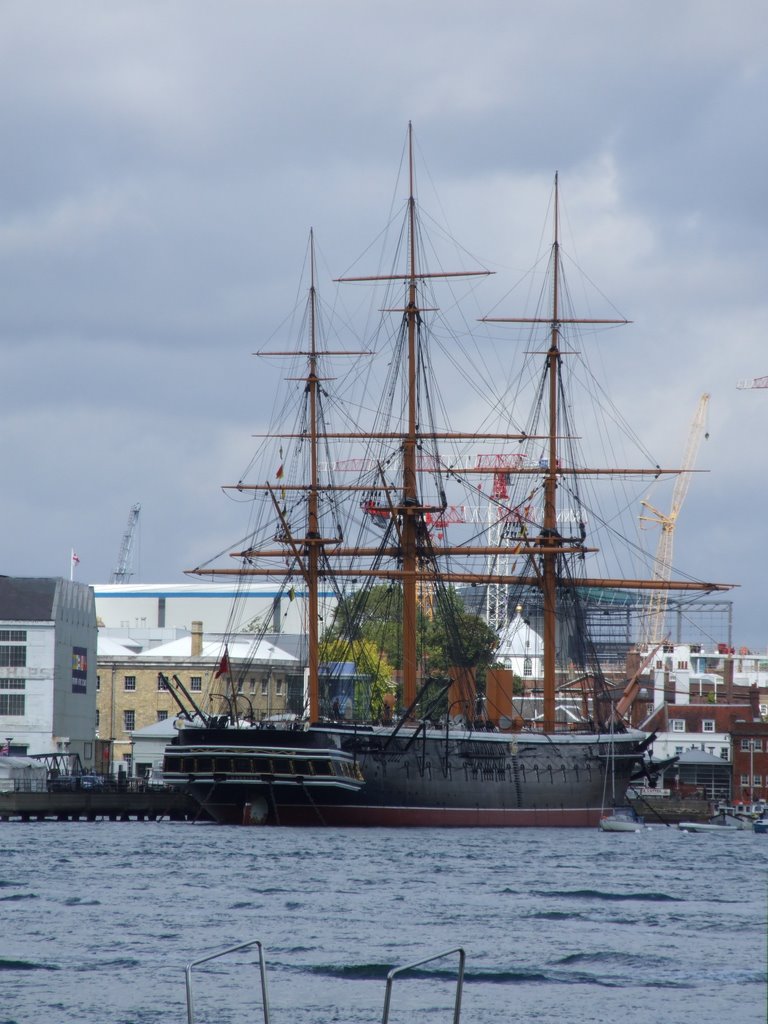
[[164, 723, 648, 828]]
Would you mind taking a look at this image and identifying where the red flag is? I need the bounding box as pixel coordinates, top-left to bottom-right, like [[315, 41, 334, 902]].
[[214, 649, 231, 679], [275, 464, 284, 479]]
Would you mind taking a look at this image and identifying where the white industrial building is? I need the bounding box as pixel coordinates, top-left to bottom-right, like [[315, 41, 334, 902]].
[[93, 581, 337, 634], [0, 577, 98, 765]]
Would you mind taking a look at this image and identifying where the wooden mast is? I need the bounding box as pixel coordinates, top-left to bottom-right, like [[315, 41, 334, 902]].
[[306, 229, 321, 721], [541, 174, 561, 733], [482, 174, 632, 733], [401, 122, 419, 709]]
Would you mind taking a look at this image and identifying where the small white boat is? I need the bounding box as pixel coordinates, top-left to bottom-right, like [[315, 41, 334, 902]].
[[599, 807, 644, 832], [679, 809, 751, 833]]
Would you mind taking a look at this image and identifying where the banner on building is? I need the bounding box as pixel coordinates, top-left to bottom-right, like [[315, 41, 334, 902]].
[[72, 647, 88, 694]]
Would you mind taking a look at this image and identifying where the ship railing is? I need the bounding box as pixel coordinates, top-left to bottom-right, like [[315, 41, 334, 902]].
[[183, 940, 466, 1023]]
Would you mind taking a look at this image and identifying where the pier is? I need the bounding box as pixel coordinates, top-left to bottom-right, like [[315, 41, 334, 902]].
[[0, 785, 202, 823]]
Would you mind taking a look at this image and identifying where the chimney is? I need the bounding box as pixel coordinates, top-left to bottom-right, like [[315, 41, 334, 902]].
[[724, 656, 734, 703], [749, 684, 761, 720], [191, 620, 203, 658]]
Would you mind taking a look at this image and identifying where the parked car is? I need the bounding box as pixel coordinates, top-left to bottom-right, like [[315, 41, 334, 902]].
[[78, 774, 105, 790]]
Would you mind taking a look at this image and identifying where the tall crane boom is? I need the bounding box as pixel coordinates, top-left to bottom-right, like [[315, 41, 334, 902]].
[[737, 376, 768, 389], [110, 503, 141, 584], [639, 394, 710, 645]]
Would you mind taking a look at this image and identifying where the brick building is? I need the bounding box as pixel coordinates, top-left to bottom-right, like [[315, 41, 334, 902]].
[[729, 720, 768, 805], [96, 621, 298, 774]]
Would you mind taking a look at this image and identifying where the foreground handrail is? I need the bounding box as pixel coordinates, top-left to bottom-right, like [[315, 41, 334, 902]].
[[381, 946, 465, 1024], [185, 939, 270, 1024]]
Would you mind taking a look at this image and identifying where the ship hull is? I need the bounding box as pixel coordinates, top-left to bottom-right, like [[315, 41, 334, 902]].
[[164, 723, 648, 828]]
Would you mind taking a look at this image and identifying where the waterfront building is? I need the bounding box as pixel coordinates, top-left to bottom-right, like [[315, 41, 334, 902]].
[[0, 577, 97, 766]]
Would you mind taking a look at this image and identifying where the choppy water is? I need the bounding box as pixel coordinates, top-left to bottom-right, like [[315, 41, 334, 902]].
[[1, 820, 766, 1023]]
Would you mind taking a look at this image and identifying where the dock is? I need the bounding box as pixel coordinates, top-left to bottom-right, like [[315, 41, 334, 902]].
[[0, 786, 202, 822]]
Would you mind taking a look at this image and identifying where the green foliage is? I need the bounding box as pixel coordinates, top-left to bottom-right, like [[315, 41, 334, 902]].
[[325, 584, 499, 684], [318, 634, 394, 719]]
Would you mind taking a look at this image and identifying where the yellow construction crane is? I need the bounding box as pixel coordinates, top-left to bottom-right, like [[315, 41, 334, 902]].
[[639, 394, 710, 646]]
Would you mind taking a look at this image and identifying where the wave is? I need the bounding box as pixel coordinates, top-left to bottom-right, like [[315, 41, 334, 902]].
[[531, 888, 683, 902], [0, 958, 58, 972]]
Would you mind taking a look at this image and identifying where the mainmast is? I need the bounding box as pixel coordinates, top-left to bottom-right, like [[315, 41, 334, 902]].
[[336, 122, 492, 710], [541, 175, 561, 732], [305, 229, 321, 721], [401, 123, 420, 709]]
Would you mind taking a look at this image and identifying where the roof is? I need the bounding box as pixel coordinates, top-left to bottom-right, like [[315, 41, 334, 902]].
[[496, 614, 543, 659], [133, 636, 297, 663], [675, 748, 730, 766], [97, 636, 138, 657], [0, 577, 59, 621], [130, 719, 178, 739]]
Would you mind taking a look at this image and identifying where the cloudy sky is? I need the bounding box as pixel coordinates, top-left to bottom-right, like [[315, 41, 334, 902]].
[[1, 2, 766, 645]]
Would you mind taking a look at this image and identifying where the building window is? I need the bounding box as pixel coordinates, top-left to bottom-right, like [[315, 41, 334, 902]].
[[741, 739, 753, 751], [0, 630, 26, 642], [720, 748, 729, 759], [675, 746, 684, 755], [0, 646, 26, 667], [523, 658, 532, 677], [95, 709, 100, 728], [124, 710, 135, 731], [157, 710, 168, 722], [124, 676, 136, 691], [249, 677, 256, 694], [275, 678, 283, 696], [0, 678, 25, 690], [96, 675, 101, 691], [754, 775, 763, 787], [741, 774, 750, 786], [0, 693, 24, 715], [702, 720, 715, 733], [190, 676, 202, 692], [157, 676, 168, 691], [237, 679, 243, 693], [753, 740, 763, 752], [676, 660, 688, 670], [261, 678, 269, 696], [671, 720, 685, 732]]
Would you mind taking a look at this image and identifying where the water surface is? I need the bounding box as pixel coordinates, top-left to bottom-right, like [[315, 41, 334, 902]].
[[1, 821, 765, 1023]]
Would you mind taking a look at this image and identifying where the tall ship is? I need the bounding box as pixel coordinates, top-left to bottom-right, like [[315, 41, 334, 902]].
[[163, 126, 730, 826]]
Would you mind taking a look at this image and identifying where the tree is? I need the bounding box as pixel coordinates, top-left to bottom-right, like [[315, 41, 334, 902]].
[[325, 583, 499, 682], [318, 635, 394, 719]]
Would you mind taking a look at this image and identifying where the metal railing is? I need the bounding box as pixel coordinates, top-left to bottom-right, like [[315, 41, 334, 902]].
[[381, 947, 466, 1024], [185, 939, 269, 1024], [182, 940, 466, 1024]]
